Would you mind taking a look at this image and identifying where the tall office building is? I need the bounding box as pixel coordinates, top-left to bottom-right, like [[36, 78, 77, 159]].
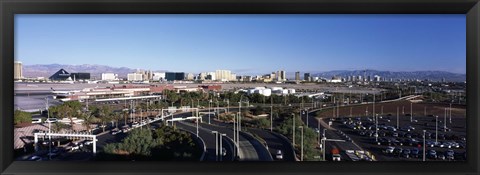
[[295, 71, 300, 81], [14, 61, 23, 80], [215, 70, 232, 81], [127, 73, 143, 81], [102, 73, 119, 81], [277, 70, 286, 81], [304, 73, 311, 81]]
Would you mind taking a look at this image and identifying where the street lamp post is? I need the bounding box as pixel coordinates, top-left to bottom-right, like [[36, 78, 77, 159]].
[[317, 122, 321, 149], [45, 97, 52, 160], [375, 114, 379, 142], [292, 113, 296, 146], [410, 102, 413, 122], [449, 103, 452, 123], [397, 106, 399, 129], [212, 131, 219, 161], [435, 115, 438, 143], [270, 105, 273, 132], [299, 126, 304, 161], [209, 100, 212, 124], [227, 99, 229, 114], [444, 108, 447, 132], [220, 133, 226, 161], [423, 130, 426, 161]]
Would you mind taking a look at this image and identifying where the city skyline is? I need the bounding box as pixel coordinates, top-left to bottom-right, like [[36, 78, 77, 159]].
[[16, 14, 466, 74]]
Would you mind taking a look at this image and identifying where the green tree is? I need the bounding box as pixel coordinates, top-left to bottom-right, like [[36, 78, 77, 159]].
[[14, 110, 32, 125], [79, 112, 98, 134]]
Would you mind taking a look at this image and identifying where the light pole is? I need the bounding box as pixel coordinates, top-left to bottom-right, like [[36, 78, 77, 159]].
[[270, 105, 273, 132], [220, 133, 226, 161], [410, 102, 413, 122], [299, 126, 304, 161], [212, 131, 219, 161], [444, 108, 447, 132], [292, 113, 296, 146], [375, 114, 379, 142], [435, 115, 438, 143], [423, 130, 426, 161], [317, 122, 321, 149], [209, 100, 212, 124], [397, 106, 399, 129], [46, 97, 52, 160], [373, 93, 375, 123], [322, 129, 326, 161], [449, 103, 452, 123], [216, 100, 219, 120]]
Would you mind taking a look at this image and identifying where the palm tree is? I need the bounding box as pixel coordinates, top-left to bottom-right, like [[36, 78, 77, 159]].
[[112, 111, 123, 129], [79, 112, 99, 134], [123, 110, 129, 127], [98, 106, 112, 132]]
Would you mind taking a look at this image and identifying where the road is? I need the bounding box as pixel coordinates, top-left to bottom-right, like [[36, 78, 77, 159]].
[[200, 108, 293, 161], [300, 110, 365, 161], [175, 121, 234, 161]]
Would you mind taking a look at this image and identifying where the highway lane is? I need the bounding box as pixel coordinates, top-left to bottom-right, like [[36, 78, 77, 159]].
[[195, 123, 272, 161], [167, 110, 273, 161], [301, 111, 364, 161], [175, 121, 235, 161], [248, 128, 295, 161]]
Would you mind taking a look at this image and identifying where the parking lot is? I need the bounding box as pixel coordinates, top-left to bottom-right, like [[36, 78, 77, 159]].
[[327, 114, 466, 161]]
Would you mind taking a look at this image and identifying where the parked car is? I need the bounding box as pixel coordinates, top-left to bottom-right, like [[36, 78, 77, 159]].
[[402, 149, 411, 158], [384, 146, 395, 154], [27, 155, 42, 161], [411, 148, 420, 158], [222, 147, 227, 156], [428, 150, 437, 159], [31, 118, 42, 124], [438, 154, 446, 160], [44, 118, 58, 123], [393, 148, 403, 156], [446, 150, 455, 160], [275, 150, 283, 160], [111, 128, 121, 135]]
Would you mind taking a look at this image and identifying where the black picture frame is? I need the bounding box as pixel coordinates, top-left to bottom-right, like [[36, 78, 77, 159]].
[[1, 0, 479, 175]]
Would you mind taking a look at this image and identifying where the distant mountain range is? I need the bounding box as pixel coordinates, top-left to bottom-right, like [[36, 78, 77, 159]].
[[23, 64, 466, 82], [23, 64, 166, 79], [311, 69, 466, 82]]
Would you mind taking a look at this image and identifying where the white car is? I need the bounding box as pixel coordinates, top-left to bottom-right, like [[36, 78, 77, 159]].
[[332, 154, 341, 161], [275, 150, 283, 160], [31, 118, 42, 124], [384, 146, 395, 154], [44, 118, 58, 123], [27, 156, 42, 161], [84, 140, 94, 146], [222, 147, 227, 156]]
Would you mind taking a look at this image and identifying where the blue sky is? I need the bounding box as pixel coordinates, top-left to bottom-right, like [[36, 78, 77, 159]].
[[15, 14, 466, 75]]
